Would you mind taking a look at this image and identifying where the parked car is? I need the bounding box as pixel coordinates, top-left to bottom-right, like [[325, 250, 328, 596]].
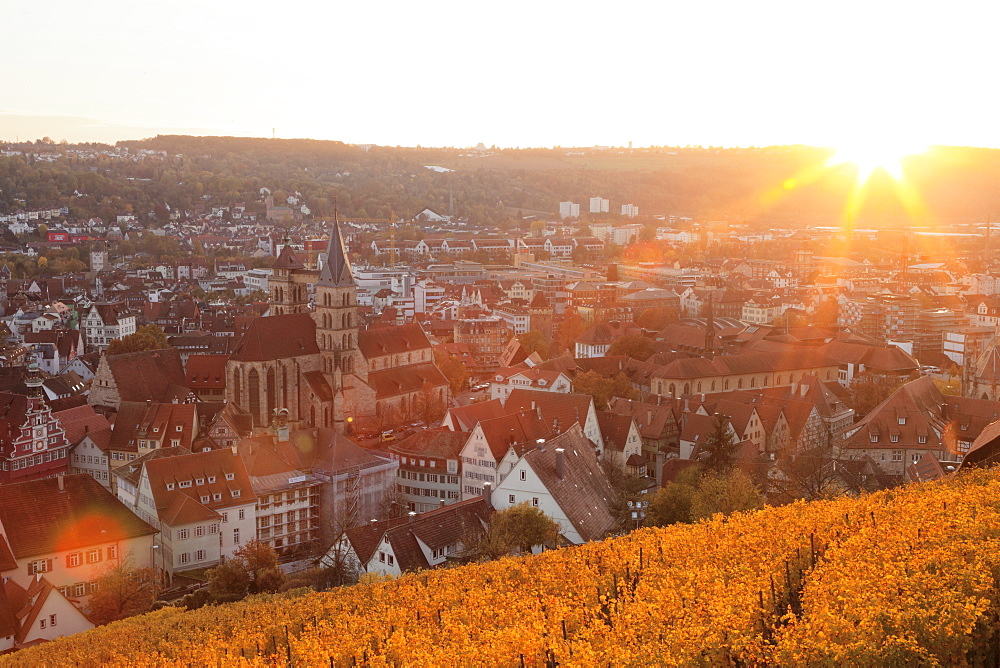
[[380, 430, 396, 442]]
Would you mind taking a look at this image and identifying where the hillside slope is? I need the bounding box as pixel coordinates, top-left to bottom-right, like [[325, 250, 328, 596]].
[[8, 469, 1000, 666]]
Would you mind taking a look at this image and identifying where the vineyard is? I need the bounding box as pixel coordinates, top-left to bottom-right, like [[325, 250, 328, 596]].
[[9, 468, 1000, 666]]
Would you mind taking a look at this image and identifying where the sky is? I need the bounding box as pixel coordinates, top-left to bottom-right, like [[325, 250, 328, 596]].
[[5, 0, 1000, 149]]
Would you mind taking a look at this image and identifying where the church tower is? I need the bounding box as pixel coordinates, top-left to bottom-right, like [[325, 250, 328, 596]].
[[269, 240, 308, 316], [314, 220, 363, 381]]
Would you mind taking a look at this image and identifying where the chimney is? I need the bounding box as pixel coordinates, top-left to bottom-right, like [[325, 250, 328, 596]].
[[556, 448, 565, 480], [683, 398, 690, 413], [57, 475, 64, 492], [407, 511, 417, 523], [483, 482, 493, 508], [146, 399, 151, 408], [439, 499, 446, 508]]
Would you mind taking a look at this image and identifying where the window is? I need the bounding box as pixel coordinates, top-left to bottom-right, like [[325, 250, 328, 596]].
[[379, 552, 386, 563], [49, 614, 57, 627], [108, 545, 117, 560], [87, 549, 101, 564], [179, 480, 191, 488], [179, 553, 190, 565], [208, 476, 216, 483], [201, 495, 210, 503], [388, 555, 394, 566], [890, 434, 899, 443], [28, 559, 52, 575], [233, 529, 240, 544], [532, 497, 539, 507], [222, 512, 229, 523], [232, 489, 241, 498], [225, 473, 235, 481], [213, 493, 222, 502], [195, 526, 204, 537], [508, 494, 516, 504], [74, 583, 86, 597], [239, 509, 245, 521], [196, 549, 205, 561], [918, 435, 927, 444], [869, 434, 879, 443], [178, 529, 189, 540], [520, 470, 526, 481], [209, 524, 218, 534], [67, 552, 81, 567], [892, 451, 903, 462], [196, 478, 204, 485], [898, 417, 906, 425], [39, 619, 46, 630]]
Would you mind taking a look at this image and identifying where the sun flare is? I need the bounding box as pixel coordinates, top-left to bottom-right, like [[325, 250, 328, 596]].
[[826, 141, 927, 182]]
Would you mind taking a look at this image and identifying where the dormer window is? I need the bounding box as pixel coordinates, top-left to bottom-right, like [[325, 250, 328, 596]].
[[918, 435, 927, 444], [225, 473, 235, 481], [179, 480, 192, 488], [208, 476, 216, 483], [196, 478, 204, 485], [200, 495, 209, 503], [890, 434, 899, 443], [231, 489, 241, 498], [869, 434, 879, 443], [175, 425, 182, 432], [213, 493, 222, 501], [898, 417, 906, 425], [166, 483, 175, 490]]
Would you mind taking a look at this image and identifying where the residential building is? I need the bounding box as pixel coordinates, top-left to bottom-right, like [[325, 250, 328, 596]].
[[80, 302, 136, 353], [492, 424, 617, 545], [388, 430, 466, 512], [0, 364, 70, 485], [0, 575, 95, 651], [589, 197, 610, 214], [0, 475, 157, 599], [558, 202, 580, 219]]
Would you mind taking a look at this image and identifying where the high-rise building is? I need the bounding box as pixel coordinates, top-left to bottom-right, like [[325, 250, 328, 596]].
[[589, 197, 610, 214], [558, 202, 580, 219], [621, 203, 640, 218]]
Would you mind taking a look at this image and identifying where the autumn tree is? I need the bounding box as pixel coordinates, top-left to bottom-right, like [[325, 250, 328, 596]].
[[848, 371, 912, 418], [206, 540, 285, 603], [434, 349, 469, 395], [106, 324, 170, 355], [644, 466, 702, 527], [518, 330, 550, 360], [607, 333, 655, 361], [636, 307, 678, 331], [463, 502, 559, 560], [554, 314, 587, 356], [85, 556, 162, 625], [689, 469, 765, 520]]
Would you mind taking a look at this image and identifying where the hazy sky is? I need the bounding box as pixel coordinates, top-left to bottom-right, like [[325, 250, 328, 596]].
[[5, 0, 999, 148]]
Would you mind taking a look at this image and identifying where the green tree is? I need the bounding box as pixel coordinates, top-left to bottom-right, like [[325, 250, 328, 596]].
[[529, 220, 546, 237], [434, 349, 469, 396], [463, 502, 559, 560], [572, 370, 638, 410], [638, 225, 657, 242], [518, 330, 550, 360], [701, 413, 738, 473], [106, 324, 169, 355], [85, 556, 162, 625], [206, 540, 285, 603], [689, 469, 765, 521], [606, 333, 655, 361]]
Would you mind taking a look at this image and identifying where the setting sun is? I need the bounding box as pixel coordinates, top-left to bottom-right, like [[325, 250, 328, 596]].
[[826, 141, 927, 182]]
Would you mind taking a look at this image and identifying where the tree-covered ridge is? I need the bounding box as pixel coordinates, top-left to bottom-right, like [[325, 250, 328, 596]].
[[6, 137, 1000, 226], [9, 468, 1000, 666]]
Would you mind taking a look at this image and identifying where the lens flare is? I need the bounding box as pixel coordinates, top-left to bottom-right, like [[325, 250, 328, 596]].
[[826, 141, 927, 182]]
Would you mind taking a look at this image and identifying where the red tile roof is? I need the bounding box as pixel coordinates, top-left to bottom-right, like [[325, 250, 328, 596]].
[[102, 347, 188, 404], [0, 474, 156, 559], [186, 354, 229, 390], [358, 323, 432, 359], [230, 313, 319, 362]]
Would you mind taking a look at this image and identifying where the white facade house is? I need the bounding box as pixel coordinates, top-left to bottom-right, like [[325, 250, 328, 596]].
[[489, 367, 572, 401], [81, 303, 136, 352], [0, 475, 157, 602], [492, 425, 617, 545], [114, 449, 257, 578], [0, 576, 95, 652]]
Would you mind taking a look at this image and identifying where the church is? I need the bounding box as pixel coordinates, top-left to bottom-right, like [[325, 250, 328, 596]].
[[225, 223, 448, 433]]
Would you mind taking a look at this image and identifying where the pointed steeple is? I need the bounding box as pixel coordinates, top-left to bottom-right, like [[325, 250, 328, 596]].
[[319, 205, 354, 287], [704, 293, 715, 359]]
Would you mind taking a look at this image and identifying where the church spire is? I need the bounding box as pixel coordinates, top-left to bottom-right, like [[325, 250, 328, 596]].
[[319, 201, 353, 287], [704, 293, 715, 359]]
